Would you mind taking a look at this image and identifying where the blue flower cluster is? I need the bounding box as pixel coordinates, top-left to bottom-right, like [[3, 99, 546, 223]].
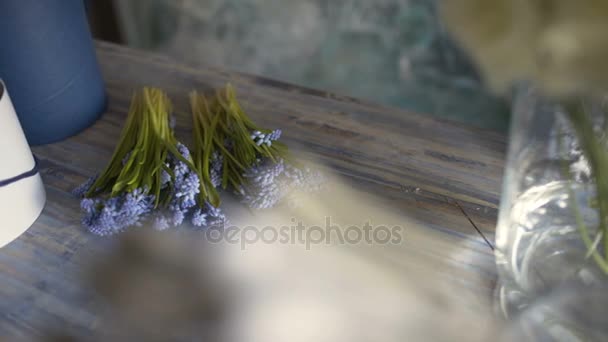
[[210, 151, 223, 188], [152, 143, 226, 229], [153, 147, 199, 230], [71, 175, 98, 198], [80, 187, 155, 236], [238, 158, 286, 209], [283, 163, 325, 193], [192, 202, 226, 228], [250, 129, 282, 146], [235, 129, 325, 209], [76, 142, 224, 235], [238, 157, 325, 210]]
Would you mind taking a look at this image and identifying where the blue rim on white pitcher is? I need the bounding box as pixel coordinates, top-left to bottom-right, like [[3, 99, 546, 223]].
[[0, 79, 46, 248]]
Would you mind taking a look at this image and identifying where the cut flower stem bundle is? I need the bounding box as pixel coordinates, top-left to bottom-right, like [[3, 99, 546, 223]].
[[190, 85, 288, 206], [75, 85, 323, 235], [85, 88, 193, 205], [565, 101, 608, 273]]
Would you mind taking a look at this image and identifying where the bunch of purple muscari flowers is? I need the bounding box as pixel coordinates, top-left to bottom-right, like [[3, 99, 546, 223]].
[[79, 187, 156, 236], [153, 143, 225, 230], [74, 124, 323, 235], [74, 143, 225, 236], [237, 129, 325, 209]]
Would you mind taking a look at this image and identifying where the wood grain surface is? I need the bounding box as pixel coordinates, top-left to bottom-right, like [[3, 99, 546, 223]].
[[0, 41, 507, 339]]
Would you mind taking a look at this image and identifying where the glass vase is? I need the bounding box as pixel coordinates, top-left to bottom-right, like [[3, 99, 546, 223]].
[[503, 284, 608, 341], [496, 86, 608, 318]]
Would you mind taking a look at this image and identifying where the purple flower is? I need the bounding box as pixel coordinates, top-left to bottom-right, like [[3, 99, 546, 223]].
[[81, 187, 155, 236], [240, 181, 285, 209], [176, 172, 200, 197], [243, 158, 285, 188], [153, 215, 171, 231], [239, 159, 287, 209], [80, 142, 221, 235], [148, 142, 203, 230], [263, 129, 282, 146], [121, 187, 155, 217], [176, 142, 191, 160], [151, 204, 188, 230], [191, 202, 226, 227], [80, 198, 99, 217], [171, 207, 187, 226], [284, 164, 325, 192], [172, 158, 188, 180], [191, 209, 208, 227], [268, 129, 282, 141], [204, 202, 226, 226], [171, 144, 200, 205], [251, 129, 281, 147], [72, 175, 98, 198], [160, 166, 171, 189], [172, 169, 200, 213], [251, 129, 282, 146], [164, 142, 194, 187], [210, 151, 223, 188], [238, 158, 325, 210]]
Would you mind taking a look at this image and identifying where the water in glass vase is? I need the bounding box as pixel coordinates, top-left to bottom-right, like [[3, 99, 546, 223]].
[[496, 87, 608, 318], [496, 180, 604, 315]]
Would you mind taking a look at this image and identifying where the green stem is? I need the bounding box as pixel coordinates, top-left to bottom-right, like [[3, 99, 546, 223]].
[[189, 84, 292, 204], [565, 100, 608, 271], [566, 178, 608, 273]]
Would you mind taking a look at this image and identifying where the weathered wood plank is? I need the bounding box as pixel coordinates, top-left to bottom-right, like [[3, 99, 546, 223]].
[[0, 41, 506, 339]]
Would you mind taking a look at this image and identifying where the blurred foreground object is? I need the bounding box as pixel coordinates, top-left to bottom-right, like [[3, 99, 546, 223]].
[[79, 174, 500, 341], [442, 0, 608, 98], [52, 175, 608, 340]]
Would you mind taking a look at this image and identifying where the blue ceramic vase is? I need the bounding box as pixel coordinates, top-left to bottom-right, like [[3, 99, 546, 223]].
[[0, 0, 107, 145]]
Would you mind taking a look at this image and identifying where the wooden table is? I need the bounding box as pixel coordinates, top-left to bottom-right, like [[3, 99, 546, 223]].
[[0, 41, 506, 339]]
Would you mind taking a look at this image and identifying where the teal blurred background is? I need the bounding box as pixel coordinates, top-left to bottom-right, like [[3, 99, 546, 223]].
[[91, 0, 510, 131]]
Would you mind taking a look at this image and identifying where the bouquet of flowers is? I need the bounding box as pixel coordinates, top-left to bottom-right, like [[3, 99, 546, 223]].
[[74, 85, 323, 236], [190, 85, 323, 211]]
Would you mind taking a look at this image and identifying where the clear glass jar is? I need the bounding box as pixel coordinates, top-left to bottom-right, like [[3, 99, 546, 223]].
[[496, 86, 608, 317], [504, 284, 608, 341]]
